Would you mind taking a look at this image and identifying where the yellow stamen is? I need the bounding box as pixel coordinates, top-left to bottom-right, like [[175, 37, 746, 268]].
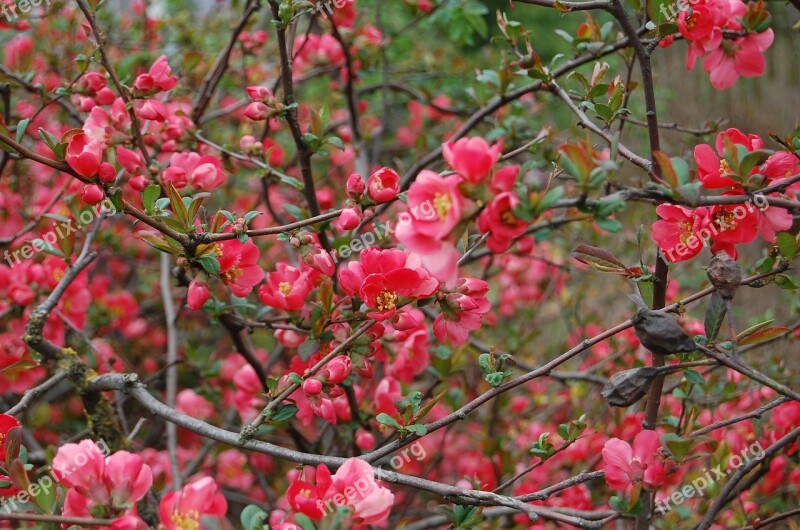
[[433, 193, 452, 220], [376, 290, 398, 311], [278, 282, 292, 296]]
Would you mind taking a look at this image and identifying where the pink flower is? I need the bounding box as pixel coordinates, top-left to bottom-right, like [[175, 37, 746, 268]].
[[758, 201, 792, 242], [477, 192, 527, 253], [134, 99, 168, 121], [433, 278, 491, 345], [367, 167, 400, 203], [133, 55, 178, 93], [244, 102, 270, 121], [328, 458, 394, 526], [81, 185, 105, 205], [346, 173, 365, 199], [188, 156, 226, 190], [259, 263, 312, 311], [703, 30, 774, 90], [66, 132, 103, 178], [163, 152, 227, 190], [176, 389, 214, 419], [442, 136, 503, 183], [405, 170, 463, 238], [321, 355, 352, 384], [602, 430, 665, 492], [339, 207, 362, 230], [116, 146, 145, 175], [53, 441, 152, 509], [651, 204, 711, 262], [218, 239, 264, 297], [395, 223, 460, 287], [246, 85, 273, 102], [158, 477, 227, 530], [302, 378, 323, 396], [52, 440, 107, 499], [187, 279, 211, 310], [374, 376, 403, 418]]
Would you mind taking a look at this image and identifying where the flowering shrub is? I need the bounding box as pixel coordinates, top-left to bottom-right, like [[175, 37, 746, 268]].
[[0, 0, 798, 529]]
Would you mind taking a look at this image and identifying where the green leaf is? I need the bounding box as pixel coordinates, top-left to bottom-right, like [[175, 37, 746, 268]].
[[375, 413, 403, 430], [143, 185, 161, 214], [38, 128, 60, 154], [197, 255, 221, 275], [405, 424, 427, 436], [774, 274, 799, 290], [683, 369, 705, 386], [15, 119, 30, 144], [703, 292, 726, 341], [776, 232, 797, 260], [293, 513, 317, 530], [595, 217, 622, 233], [240, 505, 268, 530], [271, 404, 299, 423]]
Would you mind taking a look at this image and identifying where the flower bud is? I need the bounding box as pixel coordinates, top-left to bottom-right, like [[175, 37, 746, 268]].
[[346, 173, 366, 199], [302, 378, 323, 397], [339, 207, 361, 230], [81, 185, 104, 205], [321, 355, 352, 384], [355, 429, 376, 450]]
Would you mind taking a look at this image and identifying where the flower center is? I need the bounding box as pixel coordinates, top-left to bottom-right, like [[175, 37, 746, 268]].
[[376, 289, 398, 311], [500, 209, 517, 227], [372, 177, 384, 191], [278, 282, 292, 296], [433, 193, 452, 220], [170, 510, 200, 530], [719, 159, 733, 175], [714, 210, 737, 231], [221, 266, 242, 284], [679, 220, 694, 245]]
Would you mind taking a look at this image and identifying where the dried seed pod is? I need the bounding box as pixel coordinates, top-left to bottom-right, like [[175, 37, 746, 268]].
[[706, 251, 742, 301], [602, 366, 660, 407], [630, 309, 698, 356]]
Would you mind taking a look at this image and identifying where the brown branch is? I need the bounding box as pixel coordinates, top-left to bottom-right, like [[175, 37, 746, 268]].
[[191, 0, 262, 123], [75, 0, 153, 168]]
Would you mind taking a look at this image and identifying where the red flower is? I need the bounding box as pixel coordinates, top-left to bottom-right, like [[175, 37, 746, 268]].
[[442, 136, 503, 184], [704, 30, 774, 90], [66, 132, 103, 178], [158, 477, 227, 530], [218, 239, 264, 297], [651, 204, 711, 262], [477, 192, 528, 253], [259, 263, 312, 311], [286, 465, 333, 520], [0, 414, 21, 460]]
